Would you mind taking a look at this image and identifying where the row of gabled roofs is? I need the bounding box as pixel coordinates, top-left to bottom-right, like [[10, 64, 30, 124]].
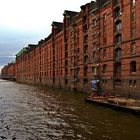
[[16, 0, 111, 57]]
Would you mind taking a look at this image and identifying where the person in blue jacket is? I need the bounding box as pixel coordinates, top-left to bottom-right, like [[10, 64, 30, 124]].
[[91, 79, 97, 90]]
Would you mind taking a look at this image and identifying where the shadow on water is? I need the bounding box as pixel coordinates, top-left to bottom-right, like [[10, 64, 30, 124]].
[[0, 80, 140, 140]]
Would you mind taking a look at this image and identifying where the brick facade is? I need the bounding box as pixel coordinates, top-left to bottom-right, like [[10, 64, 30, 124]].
[[1, 0, 140, 97], [1, 62, 16, 80]]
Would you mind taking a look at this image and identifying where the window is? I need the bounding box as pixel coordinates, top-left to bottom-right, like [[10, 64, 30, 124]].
[[65, 68, 68, 75], [132, 12, 136, 21], [130, 61, 136, 73], [92, 34, 96, 40], [92, 66, 96, 75], [129, 80, 132, 87], [103, 64, 107, 73], [102, 79, 107, 85], [65, 60, 68, 66], [115, 34, 122, 45], [132, 0, 136, 6], [131, 42, 136, 54], [84, 55, 88, 64], [84, 25, 88, 32], [115, 62, 121, 74], [114, 7, 121, 18], [83, 15, 87, 23], [77, 48, 80, 53], [84, 66, 88, 76], [103, 14, 107, 22], [131, 28, 136, 38], [65, 79, 68, 85], [93, 42, 96, 50], [93, 51, 96, 59], [103, 26, 106, 35], [77, 55, 80, 62], [115, 20, 122, 32], [129, 80, 137, 87], [83, 78, 88, 85], [70, 68, 73, 76], [115, 48, 121, 61], [76, 67, 80, 76], [133, 80, 136, 87], [84, 35, 88, 44], [65, 52, 68, 58], [84, 45, 88, 53], [103, 37, 107, 46]]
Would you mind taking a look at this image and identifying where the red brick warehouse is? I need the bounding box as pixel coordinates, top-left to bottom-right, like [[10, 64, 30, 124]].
[[2, 0, 140, 97]]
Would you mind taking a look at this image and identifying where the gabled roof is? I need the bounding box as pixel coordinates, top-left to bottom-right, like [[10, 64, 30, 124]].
[[16, 44, 36, 57], [81, 1, 97, 12], [51, 21, 63, 28], [51, 21, 63, 34], [63, 10, 78, 18]]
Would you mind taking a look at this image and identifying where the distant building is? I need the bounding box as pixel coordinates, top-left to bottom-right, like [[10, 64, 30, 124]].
[[3, 0, 140, 97], [1, 62, 16, 80]]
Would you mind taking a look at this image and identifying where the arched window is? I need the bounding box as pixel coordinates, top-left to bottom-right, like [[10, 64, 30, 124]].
[[130, 61, 136, 73], [114, 7, 121, 18]]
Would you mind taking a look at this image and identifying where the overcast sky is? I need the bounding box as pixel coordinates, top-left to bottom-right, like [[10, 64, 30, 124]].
[[0, 0, 92, 72]]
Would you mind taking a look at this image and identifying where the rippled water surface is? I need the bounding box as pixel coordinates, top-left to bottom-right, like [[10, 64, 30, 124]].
[[0, 79, 140, 140]]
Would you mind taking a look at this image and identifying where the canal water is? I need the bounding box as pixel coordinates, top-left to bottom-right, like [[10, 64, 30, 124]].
[[0, 79, 140, 140]]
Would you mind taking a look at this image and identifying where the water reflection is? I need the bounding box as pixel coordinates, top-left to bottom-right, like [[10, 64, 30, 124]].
[[0, 80, 140, 140]]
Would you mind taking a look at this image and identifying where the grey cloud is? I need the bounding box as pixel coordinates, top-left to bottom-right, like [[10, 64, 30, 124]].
[[0, 56, 15, 65]]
